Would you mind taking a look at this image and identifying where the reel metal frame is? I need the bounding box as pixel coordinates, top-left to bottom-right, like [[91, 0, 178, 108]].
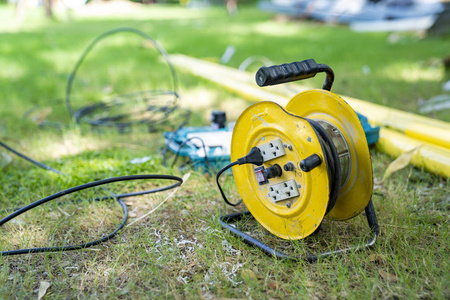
[[220, 200, 379, 263]]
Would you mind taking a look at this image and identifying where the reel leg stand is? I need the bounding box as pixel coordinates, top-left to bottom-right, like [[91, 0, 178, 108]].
[[219, 200, 379, 263]]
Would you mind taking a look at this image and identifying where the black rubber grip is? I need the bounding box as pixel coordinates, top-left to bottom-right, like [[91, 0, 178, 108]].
[[255, 59, 318, 87]]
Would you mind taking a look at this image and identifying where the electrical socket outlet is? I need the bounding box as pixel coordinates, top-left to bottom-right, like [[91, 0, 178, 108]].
[[268, 180, 300, 202], [258, 138, 286, 162]]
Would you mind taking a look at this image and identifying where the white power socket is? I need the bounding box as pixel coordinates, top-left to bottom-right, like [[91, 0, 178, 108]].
[[267, 180, 300, 202], [258, 138, 286, 162]]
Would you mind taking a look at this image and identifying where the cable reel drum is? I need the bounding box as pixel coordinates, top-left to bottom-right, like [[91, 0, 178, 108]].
[[221, 59, 379, 261]]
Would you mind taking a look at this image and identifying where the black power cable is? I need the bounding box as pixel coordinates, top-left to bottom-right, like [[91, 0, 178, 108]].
[[306, 118, 341, 214], [0, 175, 183, 256], [0, 141, 184, 256], [216, 161, 240, 206], [0, 28, 191, 256], [219, 202, 379, 263], [216, 147, 264, 207], [0, 141, 63, 175], [66, 27, 180, 129]]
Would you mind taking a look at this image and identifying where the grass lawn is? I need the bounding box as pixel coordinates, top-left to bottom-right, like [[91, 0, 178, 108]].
[[0, 2, 449, 299]]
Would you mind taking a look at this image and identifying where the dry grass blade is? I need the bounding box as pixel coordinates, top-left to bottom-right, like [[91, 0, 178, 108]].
[[126, 173, 191, 227]]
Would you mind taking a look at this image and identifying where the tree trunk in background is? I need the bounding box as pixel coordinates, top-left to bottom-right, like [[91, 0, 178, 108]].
[[428, 2, 450, 36], [43, 0, 53, 19]]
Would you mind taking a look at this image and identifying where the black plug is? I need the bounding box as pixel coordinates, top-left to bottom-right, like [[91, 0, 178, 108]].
[[216, 146, 263, 207], [237, 147, 264, 166]]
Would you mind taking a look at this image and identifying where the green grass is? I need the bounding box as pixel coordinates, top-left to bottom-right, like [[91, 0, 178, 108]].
[[0, 3, 449, 299]]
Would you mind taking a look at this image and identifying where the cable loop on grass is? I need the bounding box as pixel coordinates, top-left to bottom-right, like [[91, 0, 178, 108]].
[[0, 174, 183, 256], [65, 27, 179, 130]]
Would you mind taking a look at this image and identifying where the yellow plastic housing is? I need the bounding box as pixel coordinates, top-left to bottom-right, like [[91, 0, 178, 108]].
[[231, 102, 330, 240]]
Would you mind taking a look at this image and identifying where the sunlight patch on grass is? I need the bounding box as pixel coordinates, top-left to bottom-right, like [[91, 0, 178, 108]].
[[216, 97, 251, 121], [181, 88, 218, 110], [0, 5, 55, 33], [39, 49, 85, 73], [382, 62, 444, 83], [249, 21, 309, 37], [77, 157, 123, 172], [0, 58, 26, 80], [35, 132, 109, 160]]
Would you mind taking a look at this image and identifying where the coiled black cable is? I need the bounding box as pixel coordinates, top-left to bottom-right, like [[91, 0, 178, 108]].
[[0, 28, 189, 256], [66, 27, 179, 129], [0, 141, 183, 256], [306, 118, 341, 214], [0, 175, 183, 256]]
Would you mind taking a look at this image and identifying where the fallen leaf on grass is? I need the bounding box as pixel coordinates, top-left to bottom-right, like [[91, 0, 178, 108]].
[[126, 173, 191, 227], [382, 146, 420, 181], [267, 281, 280, 290], [378, 270, 398, 283], [304, 280, 315, 287], [128, 207, 138, 218], [369, 253, 387, 265], [240, 269, 257, 281], [30, 107, 52, 125], [57, 206, 71, 217], [38, 281, 51, 300]]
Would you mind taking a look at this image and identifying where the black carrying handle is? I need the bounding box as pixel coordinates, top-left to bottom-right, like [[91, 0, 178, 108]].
[[255, 59, 334, 91]]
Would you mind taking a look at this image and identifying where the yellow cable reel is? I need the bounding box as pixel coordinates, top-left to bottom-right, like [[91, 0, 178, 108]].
[[219, 59, 379, 261], [231, 101, 330, 239]]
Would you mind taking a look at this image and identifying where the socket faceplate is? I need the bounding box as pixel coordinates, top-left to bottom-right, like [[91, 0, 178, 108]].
[[258, 138, 286, 162], [268, 179, 300, 202]]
